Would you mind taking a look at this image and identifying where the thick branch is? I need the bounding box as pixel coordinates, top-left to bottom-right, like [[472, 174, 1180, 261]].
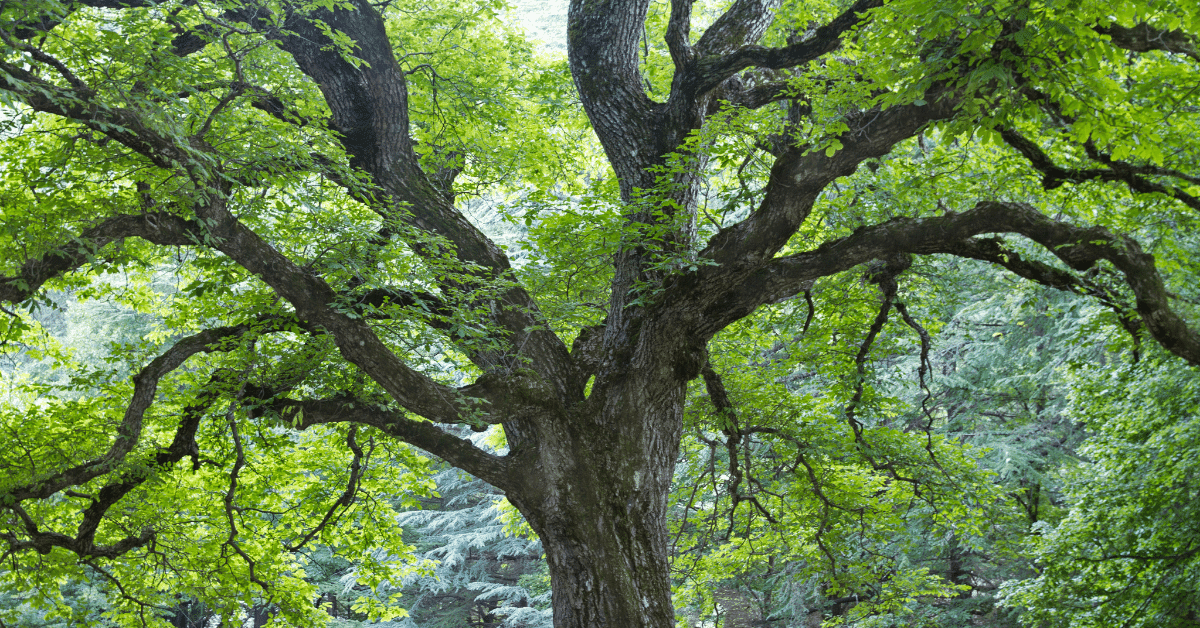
[[692, 0, 779, 58], [181, 188, 472, 424], [270, 0, 577, 399], [0, 213, 202, 304], [704, 201, 1200, 365], [684, 0, 881, 100], [4, 8, 566, 419], [274, 397, 514, 491], [666, 0, 696, 70], [698, 89, 960, 271], [567, 0, 660, 194], [1097, 22, 1199, 61]]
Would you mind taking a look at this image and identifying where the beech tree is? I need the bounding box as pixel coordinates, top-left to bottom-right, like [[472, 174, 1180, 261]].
[[2, 0, 1199, 626]]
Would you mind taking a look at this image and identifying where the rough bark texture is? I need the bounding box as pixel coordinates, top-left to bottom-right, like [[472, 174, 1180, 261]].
[[3, 1, 1200, 627]]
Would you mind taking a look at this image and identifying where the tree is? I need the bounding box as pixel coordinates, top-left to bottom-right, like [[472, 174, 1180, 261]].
[[2, 0, 1199, 626], [1003, 351, 1200, 627]]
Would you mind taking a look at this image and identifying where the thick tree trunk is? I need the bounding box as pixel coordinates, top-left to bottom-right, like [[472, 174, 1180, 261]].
[[505, 324, 701, 628], [535, 490, 676, 627]]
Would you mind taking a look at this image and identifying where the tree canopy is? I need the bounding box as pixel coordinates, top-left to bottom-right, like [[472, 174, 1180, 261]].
[[1, 0, 1199, 626]]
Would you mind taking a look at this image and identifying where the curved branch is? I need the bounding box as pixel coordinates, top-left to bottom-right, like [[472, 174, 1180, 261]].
[[268, 0, 578, 399], [705, 201, 1200, 365], [223, 403, 270, 593], [271, 396, 514, 492], [944, 236, 1145, 351], [1, 503, 155, 558], [284, 426, 368, 552], [1000, 127, 1200, 212], [7, 0, 577, 408], [683, 0, 881, 101], [0, 321, 280, 505], [65, 371, 225, 552], [698, 87, 960, 271], [692, 0, 779, 59], [2, 24, 528, 421], [0, 62, 203, 170], [666, 0, 696, 71], [699, 360, 778, 537], [0, 212, 202, 305]]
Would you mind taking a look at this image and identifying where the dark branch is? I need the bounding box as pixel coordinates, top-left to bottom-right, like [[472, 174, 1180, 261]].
[[692, 0, 779, 58], [666, 0, 696, 71], [999, 127, 1200, 212], [270, 0, 578, 401], [271, 396, 514, 491], [698, 87, 960, 272], [700, 360, 778, 537], [3, 21, 558, 424], [708, 201, 1200, 365], [0, 213, 203, 305], [1, 321, 280, 504], [684, 0, 881, 100], [223, 404, 270, 592], [1096, 22, 1199, 61], [943, 236, 1145, 351], [1, 504, 155, 559], [284, 426, 369, 552], [0, 62, 203, 170]]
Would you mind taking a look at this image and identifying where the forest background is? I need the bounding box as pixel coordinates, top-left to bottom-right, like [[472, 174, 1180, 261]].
[[1, 0, 1198, 627]]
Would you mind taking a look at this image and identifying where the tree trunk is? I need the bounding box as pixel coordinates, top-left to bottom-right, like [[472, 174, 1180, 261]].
[[505, 323, 702, 628], [535, 492, 677, 628]]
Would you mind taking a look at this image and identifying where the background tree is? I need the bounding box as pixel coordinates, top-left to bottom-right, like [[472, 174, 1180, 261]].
[[2, 0, 1199, 627]]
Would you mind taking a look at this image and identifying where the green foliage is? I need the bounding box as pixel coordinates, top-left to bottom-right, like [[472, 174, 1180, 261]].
[[1002, 354, 1200, 628], [3, 0, 1200, 626], [391, 461, 551, 628], [0, 0, 581, 621], [669, 281, 1015, 626]]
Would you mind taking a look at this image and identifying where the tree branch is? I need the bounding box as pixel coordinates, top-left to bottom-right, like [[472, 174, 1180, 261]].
[[0, 503, 156, 559], [284, 425, 369, 552], [697, 88, 960, 272], [267, 0, 578, 399], [1, 321, 284, 504], [666, 0, 696, 71], [0, 62, 204, 170], [692, 0, 779, 59], [703, 201, 1200, 366], [271, 396, 514, 492], [683, 0, 881, 101], [0, 212, 202, 305], [943, 236, 1146, 353], [1096, 22, 1199, 61], [999, 127, 1200, 212], [699, 360, 778, 538]]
